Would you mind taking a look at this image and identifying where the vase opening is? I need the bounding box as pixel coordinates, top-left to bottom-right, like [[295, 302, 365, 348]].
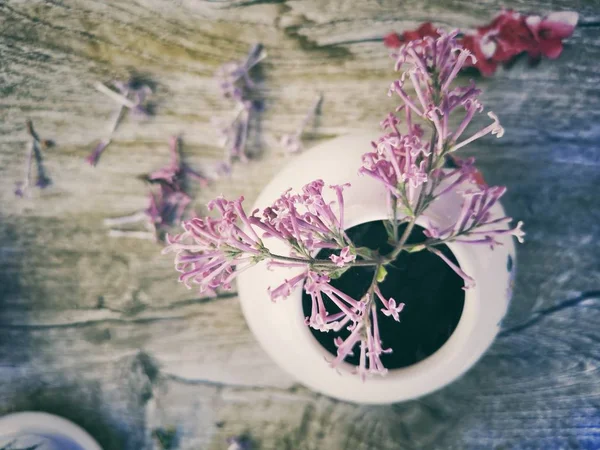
[[301, 220, 465, 370]]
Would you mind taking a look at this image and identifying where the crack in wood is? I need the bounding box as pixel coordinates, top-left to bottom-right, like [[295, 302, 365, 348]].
[[499, 290, 600, 337]]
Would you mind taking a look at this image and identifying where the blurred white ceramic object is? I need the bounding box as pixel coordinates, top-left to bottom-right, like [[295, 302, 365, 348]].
[[0, 412, 101, 450]]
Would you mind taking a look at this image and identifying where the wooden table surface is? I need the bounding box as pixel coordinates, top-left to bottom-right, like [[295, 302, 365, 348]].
[[1, 1, 599, 449]]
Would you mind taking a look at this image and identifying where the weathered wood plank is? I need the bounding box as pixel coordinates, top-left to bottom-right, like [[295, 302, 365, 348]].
[[1, 0, 600, 449], [2, 293, 598, 449]]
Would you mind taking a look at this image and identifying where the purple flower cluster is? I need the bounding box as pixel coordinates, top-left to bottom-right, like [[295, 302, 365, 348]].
[[166, 31, 525, 380], [303, 273, 401, 380], [360, 30, 523, 289], [163, 196, 265, 296], [250, 180, 351, 258], [104, 136, 207, 242], [164, 180, 355, 297], [99, 46, 266, 242], [360, 132, 430, 211]]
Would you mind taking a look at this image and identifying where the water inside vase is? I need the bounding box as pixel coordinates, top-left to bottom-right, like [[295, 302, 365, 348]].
[[302, 220, 465, 369]]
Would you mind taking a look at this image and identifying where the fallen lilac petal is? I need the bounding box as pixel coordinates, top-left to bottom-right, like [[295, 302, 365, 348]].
[[86, 140, 111, 166], [90, 80, 152, 166], [216, 44, 266, 99], [281, 94, 323, 153], [32, 144, 51, 188], [148, 136, 209, 193], [87, 87, 127, 166], [95, 82, 135, 108], [14, 183, 26, 197], [182, 165, 210, 187], [14, 141, 34, 197], [130, 85, 153, 118], [103, 211, 149, 227], [215, 102, 253, 164], [280, 133, 302, 153], [16, 121, 52, 194], [108, 229, 157, 241]]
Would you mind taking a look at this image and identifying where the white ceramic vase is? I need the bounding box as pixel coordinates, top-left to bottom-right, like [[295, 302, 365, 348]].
[[237, 132, 516, 404]]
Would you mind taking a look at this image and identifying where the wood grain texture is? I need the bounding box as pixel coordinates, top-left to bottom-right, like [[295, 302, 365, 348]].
[[1, 0, 600, 449]]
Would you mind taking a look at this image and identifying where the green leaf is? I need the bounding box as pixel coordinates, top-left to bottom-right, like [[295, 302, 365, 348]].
[[383, 220, 395, 239], [328, 266, 351, 279], [405, 244, 426, 253], [355, 246, 376, 259], [376, 266, 388, 283]]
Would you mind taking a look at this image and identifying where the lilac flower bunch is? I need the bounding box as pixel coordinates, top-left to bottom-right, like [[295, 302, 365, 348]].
[[214, 44, 267, 168], [105, 136, 206, 241], [166, 31, 524, 380], [14, 120, 52, 197], [87, 80, 152, 166], [280, 94, 323, 153]]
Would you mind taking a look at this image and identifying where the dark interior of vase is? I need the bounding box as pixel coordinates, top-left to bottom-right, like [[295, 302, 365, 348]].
[[302, 220, 465, 369]]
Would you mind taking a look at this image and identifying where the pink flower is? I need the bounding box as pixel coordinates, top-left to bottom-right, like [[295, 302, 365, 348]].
[[304, 271, 364, 331], [329, 246, 356, 267], [163, 196, 265, 295], [268, 271, 307, 302], [330, 304, 391, 381], [402, 160, 428, 189], [250, 180, 350, 253], [383, 22, 440, 49], [424, 184, 525, 248], [381, 298, 404, 321], [384, 10, 578, 76], [462, 9, 579, 74], [525, 11, 579, 59], [374, 285, 405, 322]]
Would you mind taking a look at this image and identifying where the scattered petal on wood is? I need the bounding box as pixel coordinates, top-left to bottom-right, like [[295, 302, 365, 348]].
[[15, 120, 52, 197], [87, 79, 152, 166], [383, 9, 578, 75], [214, 44, 266, 165], [280, 93, 323, 153], [105, 136, 204, 242]]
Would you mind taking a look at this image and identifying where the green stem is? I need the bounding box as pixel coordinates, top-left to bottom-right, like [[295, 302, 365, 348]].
[[359, 263, 383, 334], [391, 195, 399, 243], [385, 217, 417, 262], [267, 251, 379, 268]]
